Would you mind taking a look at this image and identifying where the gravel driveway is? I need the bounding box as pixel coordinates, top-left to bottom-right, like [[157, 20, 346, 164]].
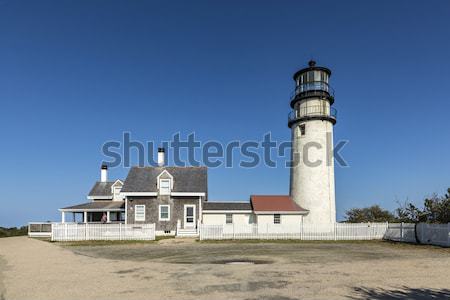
[[0, 236, 449, 300]]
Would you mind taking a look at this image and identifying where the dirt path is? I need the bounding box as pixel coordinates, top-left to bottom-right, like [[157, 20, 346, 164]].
[[0, 255, 6, 300], [0, 236, 449, 300]]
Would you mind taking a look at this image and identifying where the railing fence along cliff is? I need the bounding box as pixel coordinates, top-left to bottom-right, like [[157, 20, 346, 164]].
[[199, 222, 450, 247], [50, 223, 156, 241]]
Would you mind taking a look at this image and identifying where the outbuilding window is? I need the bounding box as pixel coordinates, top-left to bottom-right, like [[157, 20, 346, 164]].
[[226, 214, 233, 224], [274, 214, 281, 224], [159, 205, 170, 221], [135, 205, 146, 222]]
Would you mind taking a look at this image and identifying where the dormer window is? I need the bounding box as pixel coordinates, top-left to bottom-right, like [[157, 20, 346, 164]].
[[159, 179, 171, 195], [156, 170, 173, 195]]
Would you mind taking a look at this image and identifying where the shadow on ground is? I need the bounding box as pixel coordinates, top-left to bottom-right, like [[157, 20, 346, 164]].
[[351, 286, 450, 300]]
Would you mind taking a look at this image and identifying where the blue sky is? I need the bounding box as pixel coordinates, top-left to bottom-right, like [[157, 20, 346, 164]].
[[1, 1, 449, 227]]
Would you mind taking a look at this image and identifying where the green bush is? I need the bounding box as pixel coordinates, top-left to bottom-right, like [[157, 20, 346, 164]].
[[0, 226, 28, 238]]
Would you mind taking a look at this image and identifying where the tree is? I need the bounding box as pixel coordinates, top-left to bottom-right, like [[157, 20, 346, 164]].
[[345, 205, 396, 223], [396, 188, 450, 223]]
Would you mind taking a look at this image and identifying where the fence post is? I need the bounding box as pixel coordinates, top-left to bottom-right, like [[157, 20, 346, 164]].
[[447, 223, 450, 247], [119, 223, 122, 240], [419, 223, 424, 244], [334, 223, 337, 241], [300, 222, 303, 240], [233, 223, 235, 240], [400, 222, 404, 241]]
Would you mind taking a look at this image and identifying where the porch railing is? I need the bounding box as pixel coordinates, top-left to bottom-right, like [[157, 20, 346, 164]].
[[28, 222, 156, 241], [28, 222, 52, 237]]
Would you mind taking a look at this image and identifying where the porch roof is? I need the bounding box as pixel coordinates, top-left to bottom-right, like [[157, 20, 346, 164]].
[[203, 201, 252, 211], [60, 200, 125, 211]]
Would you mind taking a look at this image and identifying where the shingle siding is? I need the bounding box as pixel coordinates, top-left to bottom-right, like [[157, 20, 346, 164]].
[[127, 196, 200, 231]]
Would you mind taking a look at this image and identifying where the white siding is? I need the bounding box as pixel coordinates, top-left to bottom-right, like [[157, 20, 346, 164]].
[[203, 213, 254, 226], [257, 214, 303, 227]]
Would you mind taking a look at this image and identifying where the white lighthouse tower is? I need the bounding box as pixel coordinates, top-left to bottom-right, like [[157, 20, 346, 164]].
[[288, 60, 336, 224]]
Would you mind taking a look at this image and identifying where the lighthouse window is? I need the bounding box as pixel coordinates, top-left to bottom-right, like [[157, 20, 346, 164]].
[[307, 71, 315, 82], [299, 124, 306, 136]]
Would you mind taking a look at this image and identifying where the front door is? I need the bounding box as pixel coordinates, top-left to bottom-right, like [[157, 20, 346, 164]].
[[184, 205, 196, 229]]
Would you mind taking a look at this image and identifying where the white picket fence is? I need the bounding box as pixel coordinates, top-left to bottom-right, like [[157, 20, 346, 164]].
[[384, 222, 450, 247], [51, 223, 156, 241], [199, 222, 389, 241]]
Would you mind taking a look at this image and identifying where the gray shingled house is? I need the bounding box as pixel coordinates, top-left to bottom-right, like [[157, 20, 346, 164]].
[[59, 156, 209, 236], [59, 150, 306, 237], [121, 165, 207, 236]]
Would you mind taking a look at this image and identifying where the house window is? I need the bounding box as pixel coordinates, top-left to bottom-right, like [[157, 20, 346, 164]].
[[249, 214, 256, 224], [159, 179, 171, 195], [135, 205, 146, 221], [226, 214, 233, 224], [113, 186, 122, 200], [159, 205, 170, 221], [274, 214, 281, 224], [299, 124, 306, 136]]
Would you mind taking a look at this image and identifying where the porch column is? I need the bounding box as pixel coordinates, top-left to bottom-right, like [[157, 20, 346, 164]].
[[84, 211, 88, 223], [198, 196, 202, 224], [61, 211, 65, 223], [107, 211, 111, 223]]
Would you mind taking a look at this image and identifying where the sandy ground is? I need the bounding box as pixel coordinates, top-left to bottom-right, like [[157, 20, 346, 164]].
[[0, 237, 449, 300]]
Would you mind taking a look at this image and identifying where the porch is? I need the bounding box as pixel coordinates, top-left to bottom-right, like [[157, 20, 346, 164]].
[[59, 201, 125, 224]]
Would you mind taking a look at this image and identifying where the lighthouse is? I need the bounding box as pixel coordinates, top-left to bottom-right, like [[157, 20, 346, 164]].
[[288, 60, 337, 224]]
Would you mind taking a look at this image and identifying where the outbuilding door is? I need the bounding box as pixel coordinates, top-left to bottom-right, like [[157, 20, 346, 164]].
[[184, 205, 196, 229]]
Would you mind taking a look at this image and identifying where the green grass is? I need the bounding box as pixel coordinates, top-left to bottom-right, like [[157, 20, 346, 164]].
[[57, 235, 175, 246]]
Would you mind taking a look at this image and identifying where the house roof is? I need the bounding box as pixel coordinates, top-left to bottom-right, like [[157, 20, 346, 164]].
[[203, 201, 252, 211], [250, 195, 308, 213], [88, 182, 114, 197], [121, 166, 207, 193], [60, 201, 125, 211]]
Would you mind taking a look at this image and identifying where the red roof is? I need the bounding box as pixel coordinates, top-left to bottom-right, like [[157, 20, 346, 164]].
[[250, 195, 308, 213]]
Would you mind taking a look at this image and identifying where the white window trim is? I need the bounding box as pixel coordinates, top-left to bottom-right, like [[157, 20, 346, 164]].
[[159, 205, 170, 221], [156, 170, 174, 189], [159, 178, 171, 195], [135, 205, 146, 222]]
